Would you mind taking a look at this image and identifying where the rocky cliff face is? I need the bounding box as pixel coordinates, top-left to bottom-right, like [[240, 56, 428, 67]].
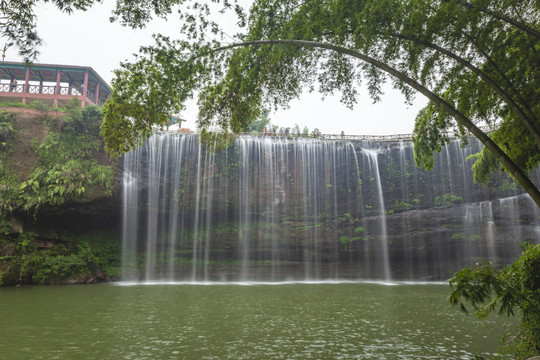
[[0, 107, 121, 285], [122, 134, 540, 281], [3, 107, 121, 234]]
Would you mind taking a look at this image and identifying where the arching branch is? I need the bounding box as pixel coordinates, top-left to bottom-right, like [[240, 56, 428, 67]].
[[215, 39, 540, 206], [388, 32, 540, 146], [318, 29, 540, 144], [466, 2, 540, 39], [464, 31, 538, 111]]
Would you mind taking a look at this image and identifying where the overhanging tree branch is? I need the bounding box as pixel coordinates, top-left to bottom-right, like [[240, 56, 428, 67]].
[[215, 39, 540, 207], [320, 29, 540, 145], [388, 32, 540, 146], [466, 2, 540, 39], [464, 31, 538, 114]]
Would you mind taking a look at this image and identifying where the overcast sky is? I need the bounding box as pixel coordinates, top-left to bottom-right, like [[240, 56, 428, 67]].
[[8, 2, 428, 135]]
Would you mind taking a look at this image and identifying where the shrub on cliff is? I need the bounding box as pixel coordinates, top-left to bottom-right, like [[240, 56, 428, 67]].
[[5, 231, 120, 285], [10, 102, 116, 213]]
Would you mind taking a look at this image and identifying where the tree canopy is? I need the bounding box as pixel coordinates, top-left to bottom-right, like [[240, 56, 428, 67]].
[[2, 0, 539, 204], [248, 109, 271, 132]]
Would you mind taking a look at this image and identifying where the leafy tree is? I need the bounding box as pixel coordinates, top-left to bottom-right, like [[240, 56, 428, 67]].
[[434, 193, 464, 207], [4, 3, 540, 350], [293, 123, 301, 137], [1, 101, 115, 214], [449, 243, 540, 358], [248, 109, 271, 132]]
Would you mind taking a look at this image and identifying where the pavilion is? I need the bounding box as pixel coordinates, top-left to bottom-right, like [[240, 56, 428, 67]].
[[0, 62, 111, 108]]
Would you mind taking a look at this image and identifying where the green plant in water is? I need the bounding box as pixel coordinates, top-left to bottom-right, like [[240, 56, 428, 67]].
[[390, 198, 421, 213], [6, 231, 121, 285], [338, 213, 353, 221]]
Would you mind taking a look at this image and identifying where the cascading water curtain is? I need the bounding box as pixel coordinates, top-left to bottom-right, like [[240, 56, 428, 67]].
[[121, 133, 540, 283]]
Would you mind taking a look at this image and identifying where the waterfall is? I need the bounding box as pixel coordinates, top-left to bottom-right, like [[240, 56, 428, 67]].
[[362, 148, 391, 281], [121, 150, 140, 281], [121, 134, 540, 282]]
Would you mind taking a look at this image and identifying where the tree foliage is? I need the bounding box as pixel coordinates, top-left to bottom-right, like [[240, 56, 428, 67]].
[[1, 230, 121, 285], [2, 1, 539, 202], [95, 0, 540, 203], [248, 109, 271, 132], [0, 100, 115, 216], [449, 243, 540, 358]]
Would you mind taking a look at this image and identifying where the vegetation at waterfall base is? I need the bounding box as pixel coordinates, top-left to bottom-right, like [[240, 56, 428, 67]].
[[0, 100, 120, 285], [0, 231, 120, 285], [449, 243, 540, 359]]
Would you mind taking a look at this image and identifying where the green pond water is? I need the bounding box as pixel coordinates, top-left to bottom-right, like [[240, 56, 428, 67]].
[[0, 282, 508, 359]]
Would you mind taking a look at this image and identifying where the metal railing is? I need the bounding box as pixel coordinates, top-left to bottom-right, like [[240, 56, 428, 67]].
[[233, 132, 415, 141], [167, 124, 498, 142]]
